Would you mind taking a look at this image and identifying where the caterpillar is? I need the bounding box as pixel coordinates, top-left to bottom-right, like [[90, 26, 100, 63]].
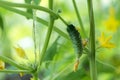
[[67, 24, 83, 58]]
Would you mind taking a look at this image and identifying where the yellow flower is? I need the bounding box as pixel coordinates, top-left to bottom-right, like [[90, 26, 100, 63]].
[[98, 32, 115, 48], [104, 7, 119, 32], [0, 60, 5, 70], [14, 45, 26, 58]]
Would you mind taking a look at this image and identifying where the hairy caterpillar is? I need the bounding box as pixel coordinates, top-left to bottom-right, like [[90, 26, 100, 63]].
[[67, 24, 83, 58]]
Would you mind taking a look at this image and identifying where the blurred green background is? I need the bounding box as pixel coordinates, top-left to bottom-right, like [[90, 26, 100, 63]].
[[0, 0, 120, 80]]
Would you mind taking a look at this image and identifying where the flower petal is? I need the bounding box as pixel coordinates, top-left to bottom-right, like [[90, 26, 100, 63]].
[[14, 45, 26, 58]]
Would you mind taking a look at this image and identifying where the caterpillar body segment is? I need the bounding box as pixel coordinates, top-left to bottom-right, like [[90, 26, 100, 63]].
[[67, 24, 83, 58]]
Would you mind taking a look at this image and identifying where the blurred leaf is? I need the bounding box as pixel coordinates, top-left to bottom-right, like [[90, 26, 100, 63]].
[[24, 0, 32, 4], [34, 0, 41, 5], [116, 1, 120, 20], [97, 60, 116, 73], [0, 14, 4, 30], [55, 67, 89, 80], [53, 56, 89, 80], [82, 56, 115, 73], [44, 36, 60, 67], [81, 55, 115, 73]]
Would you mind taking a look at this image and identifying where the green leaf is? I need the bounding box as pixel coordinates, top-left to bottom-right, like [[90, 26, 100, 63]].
[[24, 0, 32, 4], [0, 14, 4, 30], [44, 36, 60, 67], [34, 0, 41, 5], [82, 57, 115, 73], [25, 0, 41, 5], [55, 67, 88, 80], [97, 60, 116, 73]]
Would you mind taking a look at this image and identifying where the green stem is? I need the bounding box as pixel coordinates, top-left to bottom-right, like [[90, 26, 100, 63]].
[[0, 1, 68, 26], [0, 56, 29, 70], [72, 0, 87, 38], [87, 0, 97, 80], [39, 0, 55, 66], [31, 1, 39, 80], [0, 69, 30, 73], [0, 4, 69, 39], [32, 1, 37, 66], [0, 1, 57, 17], [58, 15, 68, 26]]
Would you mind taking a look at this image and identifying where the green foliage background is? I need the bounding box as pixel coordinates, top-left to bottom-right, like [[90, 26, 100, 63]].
[[0, 0, 120, 80]]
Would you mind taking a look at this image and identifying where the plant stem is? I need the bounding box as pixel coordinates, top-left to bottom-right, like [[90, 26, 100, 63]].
[[39, 0, 55, 66], [87, 0, 97, 80], [72, 0, 87, 38], [58, 15, 68, 26], [0, 4, 69, 39], [0, 1, 57, 18], [0, 1, 68, 26], [0, 56, 29, 70], [32, 1, 37, 66], [0, 69, 30, 73]]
